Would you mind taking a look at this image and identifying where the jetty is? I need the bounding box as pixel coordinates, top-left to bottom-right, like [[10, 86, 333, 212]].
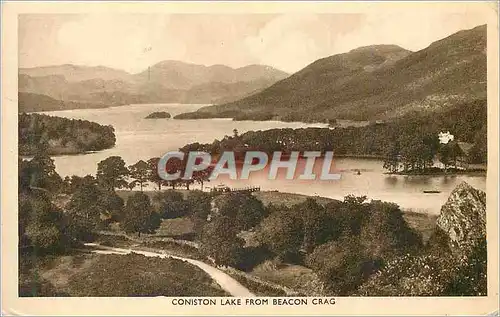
[[210, 185, 261, 193]]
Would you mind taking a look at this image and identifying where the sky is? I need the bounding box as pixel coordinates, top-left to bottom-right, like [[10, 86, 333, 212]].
[[18, 8, 489, 74]]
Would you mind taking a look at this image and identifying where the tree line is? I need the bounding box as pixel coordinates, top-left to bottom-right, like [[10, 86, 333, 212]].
[[18, 151, 217, 253], [19, 113, 116, 156], [179, 99, 487, 173], [18, 150, 486, 296]]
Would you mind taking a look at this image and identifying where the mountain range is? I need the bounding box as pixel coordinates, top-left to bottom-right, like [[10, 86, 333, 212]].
[[187, 24, 486, 122], [18, 62, 289, 112], [19, 25, 486, 121]]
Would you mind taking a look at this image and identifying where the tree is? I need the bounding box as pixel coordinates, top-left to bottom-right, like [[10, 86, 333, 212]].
[[19, 154, 63, 193], [200, 216, 244, 267], [122, 192, 160, 236], [147, 157, 168, 191], [127, 181, 136, 191], [305, 238, 372, 295], [295, 198, 328, 253], [128, 160, 149, 191], [19, 191, 68, 251], [96, 156, 129, 190], [65, 175, 97, 194], [192, 167, 213, 191], [468, 126, 487, 164], [98, 189, 125, 222], [181, 178, 194, 190], [65, 182, 108, 241], [257, 206, 303, 261], [383, 142, 400, 173], [213, 192, 267, 231], [186, 190, 212, 236], [399, 135, 432, 172], [439, 141, 464, 170], [153, 190, 188, 219]]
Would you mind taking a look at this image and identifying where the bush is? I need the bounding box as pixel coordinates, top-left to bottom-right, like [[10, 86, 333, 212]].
[[200, 216, 245, 267], [122, 192, 161, 236], [303, 197, 423, 294], [357, 237, 487, 296], [212, 192, 267, 231], [154, 190, 189, 219], [256, 205, 304, 261]]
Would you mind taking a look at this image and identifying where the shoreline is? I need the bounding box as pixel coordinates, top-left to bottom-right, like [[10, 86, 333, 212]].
[[386, 168, 487, 176]]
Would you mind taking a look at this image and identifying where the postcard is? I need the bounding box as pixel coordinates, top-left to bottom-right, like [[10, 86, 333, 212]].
[[1, 1, 498, 315]]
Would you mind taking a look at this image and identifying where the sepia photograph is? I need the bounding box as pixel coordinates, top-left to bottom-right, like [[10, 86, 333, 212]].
[[1, 1, 499, 316]]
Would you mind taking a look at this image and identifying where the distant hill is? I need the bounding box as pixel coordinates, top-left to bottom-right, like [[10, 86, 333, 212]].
[[18, 62, 289, 111], [19, 64, 132, 82], [18, 92, 110, 113], [188, 25, 486, 122], [133, 61, 288, 90]]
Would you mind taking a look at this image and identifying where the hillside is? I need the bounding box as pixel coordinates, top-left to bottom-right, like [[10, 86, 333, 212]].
[[19, 64, 132, 82], [188, 25, 486, 122], [18, 92, 110, 112], [19, 62, 289, 110]]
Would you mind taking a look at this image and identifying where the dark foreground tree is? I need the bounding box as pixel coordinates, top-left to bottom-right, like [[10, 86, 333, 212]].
[[153, 190, 189, 219], [213, 192, 267, 231], [19, 154, 63, 193], [147, 157, 168, 191], [128, 160, 149, 191], [19, 191, 68, 252], [200, 216, 244, 267], [186, 190, 212, 237], [96, 156, 129, 190], [257, 205, 304, 261], [122, 192, 161, 236]]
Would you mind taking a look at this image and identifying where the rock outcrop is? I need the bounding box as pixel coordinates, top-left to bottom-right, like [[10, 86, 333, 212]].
[[435, 182, 486, 257]]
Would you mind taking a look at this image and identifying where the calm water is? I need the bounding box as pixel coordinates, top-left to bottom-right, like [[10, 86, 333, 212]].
[[42, 103, 486, 214]]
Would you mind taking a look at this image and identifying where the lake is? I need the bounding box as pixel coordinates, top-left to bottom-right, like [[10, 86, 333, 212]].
[[41, 103, 486, 214]]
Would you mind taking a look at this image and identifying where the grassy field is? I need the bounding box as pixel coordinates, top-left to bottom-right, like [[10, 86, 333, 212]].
[[254, 191, 337, 207], [116, 189, 191, 201], [155, 217, 194, 238], [19, 252, 227, 297]]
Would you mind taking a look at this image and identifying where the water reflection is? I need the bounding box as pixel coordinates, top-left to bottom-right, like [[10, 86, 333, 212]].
[[384, 176, 398, 186]]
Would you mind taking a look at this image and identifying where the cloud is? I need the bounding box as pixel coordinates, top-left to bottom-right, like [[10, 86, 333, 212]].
[[18, 8, 489, 74], [243, 14, 364, 72], [55, 15, 188, 73], [331, 6, 488, 54]]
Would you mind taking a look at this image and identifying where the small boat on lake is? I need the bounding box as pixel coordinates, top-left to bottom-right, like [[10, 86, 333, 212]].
[[423, 190, 441, 194]]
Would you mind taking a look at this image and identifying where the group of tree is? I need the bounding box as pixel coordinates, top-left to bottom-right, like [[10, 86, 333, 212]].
[[255, 196, 422, 294], [382, 133, 466, 173], [94, 156, 212, 193], [198, 192, 268, 267], [18, 154, 159, 252], [19, 151, 486, 295], [179, 99, 487, 172], [18, 113, 116, 156], [190, 190, 424, 293]]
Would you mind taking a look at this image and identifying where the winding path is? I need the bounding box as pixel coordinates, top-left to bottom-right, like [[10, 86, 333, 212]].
[[84, 243, 255, 297]]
